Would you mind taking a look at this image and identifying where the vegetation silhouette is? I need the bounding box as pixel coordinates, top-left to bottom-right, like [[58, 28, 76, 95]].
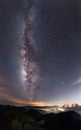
[[0, 105, 81, 130]]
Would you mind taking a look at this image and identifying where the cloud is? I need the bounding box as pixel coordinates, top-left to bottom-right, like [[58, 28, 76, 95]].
[[0, 91, 53, 106], [0, 85, 10, 93], [72, 77, 81, 86]]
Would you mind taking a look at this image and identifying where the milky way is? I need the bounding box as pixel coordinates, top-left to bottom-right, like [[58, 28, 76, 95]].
[[0, 0, 81, 105], [19, 1, 39, 101]]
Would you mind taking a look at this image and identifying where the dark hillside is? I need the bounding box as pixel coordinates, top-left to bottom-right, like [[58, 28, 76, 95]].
[[0, 105, 81, 130]]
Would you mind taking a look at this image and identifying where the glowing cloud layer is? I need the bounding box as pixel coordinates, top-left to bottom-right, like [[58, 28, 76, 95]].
[[0, 91, 53, 106]]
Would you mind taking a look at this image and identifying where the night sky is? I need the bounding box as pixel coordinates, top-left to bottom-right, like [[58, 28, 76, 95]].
[[0, 0, 81, 106]]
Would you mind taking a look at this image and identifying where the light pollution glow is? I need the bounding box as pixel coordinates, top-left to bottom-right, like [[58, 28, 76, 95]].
[[0, 91, 53, 106]]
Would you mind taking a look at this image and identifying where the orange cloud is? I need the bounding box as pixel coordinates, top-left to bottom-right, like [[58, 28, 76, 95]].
[[0, 91, 53, 106]]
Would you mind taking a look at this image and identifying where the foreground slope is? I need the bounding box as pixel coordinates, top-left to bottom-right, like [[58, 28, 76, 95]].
[[0, 105, 81, 130]]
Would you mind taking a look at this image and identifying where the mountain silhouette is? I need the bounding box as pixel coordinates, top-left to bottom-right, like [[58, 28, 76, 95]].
[[0, 104, 81, 130]]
